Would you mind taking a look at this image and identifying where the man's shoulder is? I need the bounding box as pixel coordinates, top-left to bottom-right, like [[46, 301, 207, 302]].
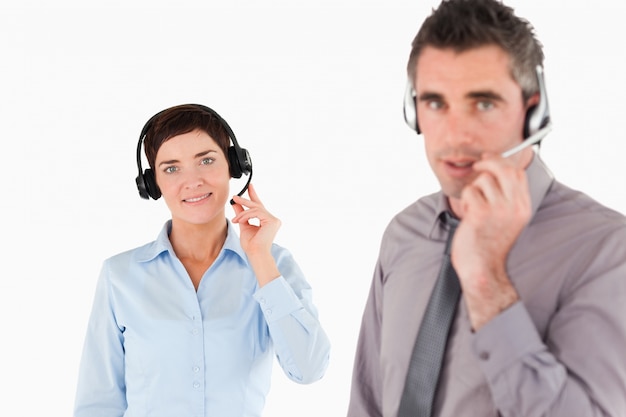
[[540, 180, 626, 228], [382, 191, 441, 238], [532, 179, 626, 249], [391, 191, 440, 220]]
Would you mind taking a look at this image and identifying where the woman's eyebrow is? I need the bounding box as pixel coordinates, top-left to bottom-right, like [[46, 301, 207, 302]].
[[158, 150, 218, 167], [194, 149, 217, 159]]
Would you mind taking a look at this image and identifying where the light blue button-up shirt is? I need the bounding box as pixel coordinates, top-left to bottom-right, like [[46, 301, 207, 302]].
[[74, 220, 330, 417]]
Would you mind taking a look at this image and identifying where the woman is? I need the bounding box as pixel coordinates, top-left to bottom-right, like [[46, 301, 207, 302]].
[[74, 104, 330, 417]]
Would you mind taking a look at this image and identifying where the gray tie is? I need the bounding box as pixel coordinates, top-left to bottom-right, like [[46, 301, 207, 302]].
[[397, 212, 461, 417]]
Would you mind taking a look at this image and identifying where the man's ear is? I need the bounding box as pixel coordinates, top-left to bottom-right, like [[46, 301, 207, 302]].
[[525, 92, 540, 110]]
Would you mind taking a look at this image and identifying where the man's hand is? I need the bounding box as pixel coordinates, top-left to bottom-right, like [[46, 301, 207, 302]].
[[451, 153, 531, 330]]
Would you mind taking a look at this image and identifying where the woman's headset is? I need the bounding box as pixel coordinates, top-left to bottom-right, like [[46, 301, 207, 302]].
[[135, 104, 252, 201]]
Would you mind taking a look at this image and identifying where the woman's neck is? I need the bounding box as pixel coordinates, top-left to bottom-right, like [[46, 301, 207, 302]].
[[169, 216, 228, 263]]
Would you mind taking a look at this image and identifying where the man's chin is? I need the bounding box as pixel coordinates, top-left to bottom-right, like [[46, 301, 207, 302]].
[[440, 181, 466, 201]]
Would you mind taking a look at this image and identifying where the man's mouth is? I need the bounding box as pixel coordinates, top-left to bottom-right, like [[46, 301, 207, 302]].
[[446, 160, 475, 168], [183, 193, 211, 203], [443, 158, 477, 178]]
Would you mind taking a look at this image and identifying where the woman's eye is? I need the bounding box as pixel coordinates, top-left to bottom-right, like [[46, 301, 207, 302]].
[[164, 166, 178, 174], [201, 157, 215, 165]]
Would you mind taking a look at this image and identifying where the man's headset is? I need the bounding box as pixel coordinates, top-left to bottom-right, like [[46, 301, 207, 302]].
[[135, 104, 252, 202], [403, 65, 551, 140]]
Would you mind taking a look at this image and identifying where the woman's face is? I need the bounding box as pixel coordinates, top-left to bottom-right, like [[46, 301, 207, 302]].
[[154, 128, 230, 227]]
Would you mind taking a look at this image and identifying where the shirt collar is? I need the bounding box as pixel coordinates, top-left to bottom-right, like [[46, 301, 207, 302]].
[[427, 152, 554, 240], [525, 152, 555, 217], [135, 219, 248, 264], [428, 193, 454, 241]]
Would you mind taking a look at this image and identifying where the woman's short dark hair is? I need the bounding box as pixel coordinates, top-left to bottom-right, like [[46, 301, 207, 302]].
[[143, 104, 231, 170]]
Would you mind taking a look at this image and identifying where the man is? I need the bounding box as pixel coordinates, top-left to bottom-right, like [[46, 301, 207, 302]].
[[347, 0, 626, 416]]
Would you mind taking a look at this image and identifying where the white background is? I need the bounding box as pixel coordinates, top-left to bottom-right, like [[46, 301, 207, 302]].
[[1, 0, 625, 415]]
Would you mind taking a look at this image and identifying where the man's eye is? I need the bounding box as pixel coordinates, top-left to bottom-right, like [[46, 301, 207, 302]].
[[201, 157, 215, 165], [477, 101, 495, 111], [428, 100, 444, 110]]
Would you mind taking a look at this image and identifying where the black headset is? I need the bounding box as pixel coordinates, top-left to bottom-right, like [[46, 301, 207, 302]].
[[403, 65, 551, 139], [135, 104, 252, 201]]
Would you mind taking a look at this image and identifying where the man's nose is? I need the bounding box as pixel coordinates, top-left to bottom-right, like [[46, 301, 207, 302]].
[[443, 109, 475, 147]]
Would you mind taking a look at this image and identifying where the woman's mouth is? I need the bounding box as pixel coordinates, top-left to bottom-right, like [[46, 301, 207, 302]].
[[183, 193, 212, 203]]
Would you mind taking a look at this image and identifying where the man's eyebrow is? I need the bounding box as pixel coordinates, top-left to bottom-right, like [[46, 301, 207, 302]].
[[158, 150, 217, 167], [417, 90, 506, 102], [417, 92, 444, 102], [466, 90, 504, 101]]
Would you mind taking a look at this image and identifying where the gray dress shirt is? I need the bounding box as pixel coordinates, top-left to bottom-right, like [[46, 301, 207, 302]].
[[347, 154, 626, 417]]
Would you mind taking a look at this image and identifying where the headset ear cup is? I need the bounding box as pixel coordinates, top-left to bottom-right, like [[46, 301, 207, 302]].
[[228, 146, 243, 178], [228, 146, 252, 179], [136, 173, 150, 200], [414, 99, 421, 135], [523, 65, 551, 140], [144, 169, 161, 200], [523, 105, 537, 139], [403, 80, 421, 135], [408, 97, 421, 134]]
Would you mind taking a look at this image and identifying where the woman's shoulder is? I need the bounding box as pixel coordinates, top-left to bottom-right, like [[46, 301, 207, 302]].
[[103, 239, 164, 270], [104, 222, 171, 267]]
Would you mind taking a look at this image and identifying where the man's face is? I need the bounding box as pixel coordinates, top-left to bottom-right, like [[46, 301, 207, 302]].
[[413, 45, 532, 200]]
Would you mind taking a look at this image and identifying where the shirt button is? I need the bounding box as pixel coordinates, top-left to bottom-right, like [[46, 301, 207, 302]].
[[259, 298, 266, 305], [193, 366, 200, 373], [479, 351, 490, 361], [192, 328, 199, 335], [193, 381, 200, 389], [266, 309, 272, 316]]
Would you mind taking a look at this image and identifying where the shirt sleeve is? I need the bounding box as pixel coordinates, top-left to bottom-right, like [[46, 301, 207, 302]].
[[252, 247, 330, 385], [346, 259, 384, 417], [472, 228, 626, 417], [74, 261, 127, 417]]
